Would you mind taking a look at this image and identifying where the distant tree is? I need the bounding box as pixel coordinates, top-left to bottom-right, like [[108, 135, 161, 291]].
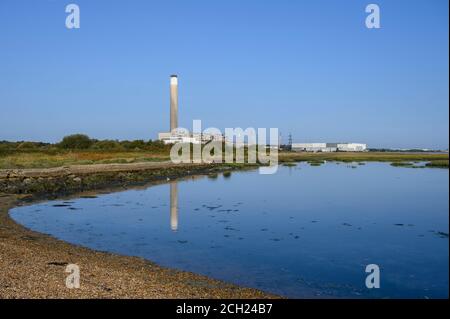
[[145, 140, 171, 152], [58, 134, 93, 149], [17, 142, 38, 150], [120, 140, 147, 150]]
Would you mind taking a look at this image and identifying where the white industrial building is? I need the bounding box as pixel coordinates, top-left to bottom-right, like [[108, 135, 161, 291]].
[[158, 131, 199, 144], [336, 143, 367, 152], [292, 142, 367, 152], [158, 131, 224, 145]]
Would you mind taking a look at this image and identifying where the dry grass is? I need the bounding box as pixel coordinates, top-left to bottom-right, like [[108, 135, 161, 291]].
[[425, 160, 449, 168], [0, 151, 170, 169], [1, 150, 448, 169]]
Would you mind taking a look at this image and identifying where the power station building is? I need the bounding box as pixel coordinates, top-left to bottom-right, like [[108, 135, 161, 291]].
[[158, 75, 224, 145], [158, 75, 185, 144], [157, 75, 367, 151]]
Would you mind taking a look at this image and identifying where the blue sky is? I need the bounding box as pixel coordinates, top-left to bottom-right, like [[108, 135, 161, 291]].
[[0, 0, 448, 149]]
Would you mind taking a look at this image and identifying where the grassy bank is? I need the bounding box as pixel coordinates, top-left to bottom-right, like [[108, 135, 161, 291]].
[[1, 150, 448, 170], [0, 162, 257, 196], [0, 150, 170, 169], [1, 134, 448, 170], [0, 135, 171, 169]]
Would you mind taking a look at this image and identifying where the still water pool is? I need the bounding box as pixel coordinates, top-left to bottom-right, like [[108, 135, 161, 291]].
[[10, 162, 449, 298]]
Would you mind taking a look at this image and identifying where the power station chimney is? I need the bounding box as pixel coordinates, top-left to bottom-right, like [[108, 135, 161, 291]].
[[170, 75, 178, 133]]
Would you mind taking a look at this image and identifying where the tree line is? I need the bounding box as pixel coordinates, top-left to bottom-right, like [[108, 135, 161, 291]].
[[0, 134, 171, 153]]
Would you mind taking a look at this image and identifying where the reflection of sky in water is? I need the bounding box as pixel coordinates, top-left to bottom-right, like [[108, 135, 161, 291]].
[[10, 163, 449, 298]]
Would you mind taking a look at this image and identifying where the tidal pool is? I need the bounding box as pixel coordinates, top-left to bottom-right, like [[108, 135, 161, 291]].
[[10, 162, 449, 298]]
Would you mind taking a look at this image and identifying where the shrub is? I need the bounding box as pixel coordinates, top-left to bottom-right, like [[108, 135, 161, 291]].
[[58, 134, 93, 149], [91, 140, 123, 150], [17, 142, 38, 150], [120, 140, 147, 150]]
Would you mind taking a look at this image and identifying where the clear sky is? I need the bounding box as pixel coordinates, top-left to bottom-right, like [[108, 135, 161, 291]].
[[0, 0, 448, 149]]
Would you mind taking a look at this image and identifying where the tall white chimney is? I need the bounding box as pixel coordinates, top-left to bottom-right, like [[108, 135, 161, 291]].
[[170, 75, 178, 133]]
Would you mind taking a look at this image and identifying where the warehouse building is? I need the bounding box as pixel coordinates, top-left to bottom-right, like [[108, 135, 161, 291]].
[[336, 143, 367, 152], [291, 142, 367, 152]]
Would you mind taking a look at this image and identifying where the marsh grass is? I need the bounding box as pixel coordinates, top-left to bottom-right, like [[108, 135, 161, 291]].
[[281, 162, 297, 167], [389, 160, 448, 169], [279, 152, 448, 169], [425, 160, 449, 168], [278, 152, 448, 163], [390, 162, 415, 167], [222, 171, 232, 178], [0, 151, 170, 169], [1, 144, 448, 171]]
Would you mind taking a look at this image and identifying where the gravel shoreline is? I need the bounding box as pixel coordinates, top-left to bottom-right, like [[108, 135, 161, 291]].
[[0, 162, 278, 299]]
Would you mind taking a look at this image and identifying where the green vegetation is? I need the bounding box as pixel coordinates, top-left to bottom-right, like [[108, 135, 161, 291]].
[[278, 151, 448, 167], [281, 162, 297, 167], [306, 159, 325, 167], [390, 160, 449, 169], [425, 160, 449, 168], [309, 162, 323, 167], [0, 135, 171, 155], [0, 135, 171, 169], [59, 134, 94, 149], [0, 136, 448, 170], [223, 171, 232, 178], [390, 162, 415, 167]]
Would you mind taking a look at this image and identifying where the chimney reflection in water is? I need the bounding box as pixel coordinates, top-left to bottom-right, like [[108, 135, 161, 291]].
[[170, 182, 178, 231]]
